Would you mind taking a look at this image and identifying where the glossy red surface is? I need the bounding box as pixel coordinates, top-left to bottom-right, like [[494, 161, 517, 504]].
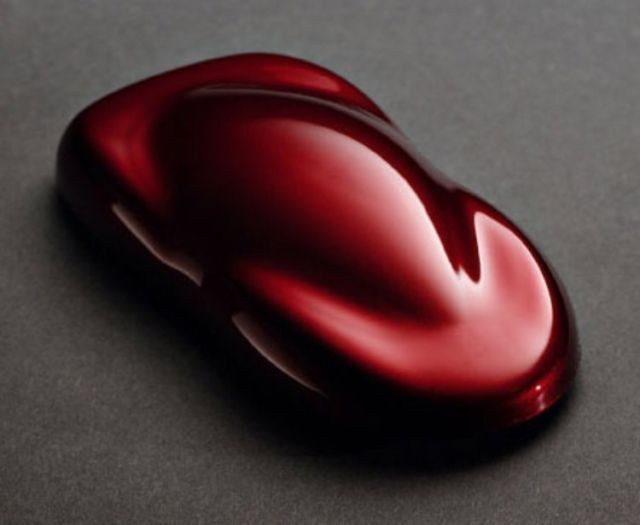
[[57, 53, 577, 429]]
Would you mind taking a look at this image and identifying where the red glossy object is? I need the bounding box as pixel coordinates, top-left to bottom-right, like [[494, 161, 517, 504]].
[[57, 53, 577, 429]]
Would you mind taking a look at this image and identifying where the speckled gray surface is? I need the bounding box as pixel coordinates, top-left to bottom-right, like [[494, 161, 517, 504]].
[[1, 1, 639, 523]]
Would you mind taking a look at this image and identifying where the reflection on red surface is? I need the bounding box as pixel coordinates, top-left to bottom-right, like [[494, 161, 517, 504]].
[[57, 53, 577, 428]]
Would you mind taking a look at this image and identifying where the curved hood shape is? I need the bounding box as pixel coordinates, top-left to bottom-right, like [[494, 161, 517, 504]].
[[57, 54, 577, 429]]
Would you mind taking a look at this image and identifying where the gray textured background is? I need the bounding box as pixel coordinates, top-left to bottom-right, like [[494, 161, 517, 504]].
[[1, 1, 639, 523]]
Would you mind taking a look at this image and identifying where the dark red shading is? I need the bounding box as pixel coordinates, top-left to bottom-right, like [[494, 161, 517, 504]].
[[57, 53, 577, 429]]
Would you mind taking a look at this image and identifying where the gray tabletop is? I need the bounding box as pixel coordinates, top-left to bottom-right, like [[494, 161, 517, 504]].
[[2, 1, 639, 523]]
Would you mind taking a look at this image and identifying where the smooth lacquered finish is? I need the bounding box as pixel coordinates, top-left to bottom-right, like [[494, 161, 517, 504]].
[[57, 53, 577, 429]]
